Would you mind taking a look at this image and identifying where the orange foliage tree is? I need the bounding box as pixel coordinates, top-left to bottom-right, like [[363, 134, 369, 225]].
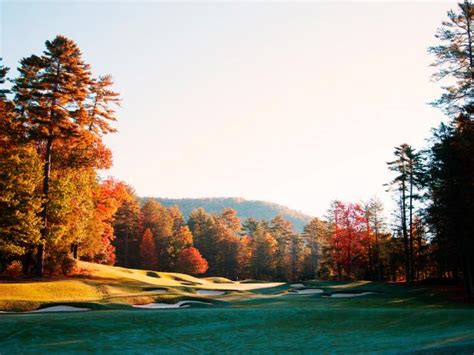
[[176, 247, 208, 275], [140, 228, 158, 270]]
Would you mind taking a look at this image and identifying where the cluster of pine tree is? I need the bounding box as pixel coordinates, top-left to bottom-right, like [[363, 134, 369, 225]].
[[0, 36, 125, 276], [384, 1, 474, 297]]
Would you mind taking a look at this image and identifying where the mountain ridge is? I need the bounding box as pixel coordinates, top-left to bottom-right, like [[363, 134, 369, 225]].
[[145, 197, 314, 233]]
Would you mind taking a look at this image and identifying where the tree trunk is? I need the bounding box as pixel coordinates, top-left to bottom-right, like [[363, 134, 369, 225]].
[[400, 187, 410, 284], [125, 228, 129, 267], [34, 136, 53, 277], [465, 1, 474, 117], [71, 243, 78, 259], [365, 211, 374, 280], [22, 249, 33, 276], [409, 167, 415, 283], [374, 229, 382, 281]]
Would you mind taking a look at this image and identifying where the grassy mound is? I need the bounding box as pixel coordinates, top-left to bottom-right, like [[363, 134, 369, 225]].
[[0, 261, 281, 311]]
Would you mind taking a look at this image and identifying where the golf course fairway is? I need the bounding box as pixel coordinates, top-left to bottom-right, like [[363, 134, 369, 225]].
[[1, 262, 473, 353]]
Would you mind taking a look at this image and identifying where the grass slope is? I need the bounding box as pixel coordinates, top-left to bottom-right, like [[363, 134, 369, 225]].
[[0, 261, 281, 312]]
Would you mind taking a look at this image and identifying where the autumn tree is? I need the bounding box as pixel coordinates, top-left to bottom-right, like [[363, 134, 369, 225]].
[[168, 205, 185, 232], [89, 178, 129, 264], [113, 187, 141, 267], [364, 198, 387, 281], [212, 209, 241, 278], [140, 229, 158, 270], [11, 36, 120, 276], [329, 202, 368, 280], [220, 208, 241, 232], [140, 199, 173, 269], [176, 247, 208, 275], [188, 208, 218, 274], [270, 215, 293, 280], [251, 223, 277, 280], [0, 145, 43, 273], [242, 218, 260, 236], [301, 218, 326, 280], [168, 225, 193, 269], [11, 37, 92, 275], [85, 75, 120, 134], [288, 233, 304, 281], [236, 235, 254, 279]]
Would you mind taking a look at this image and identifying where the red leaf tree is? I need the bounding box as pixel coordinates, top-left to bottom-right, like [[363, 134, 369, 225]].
[[331, 201, 368, 280], [176, 247, 209, 275], [140, 228, 158, 270]]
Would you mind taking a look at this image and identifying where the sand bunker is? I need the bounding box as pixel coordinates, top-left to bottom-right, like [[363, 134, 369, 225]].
[[289, 288, 324, 294], [133, 300, 212, 309], [290, 283, 305, 288], [29, 306, 91, 313], [325, 292, 376, 298], [196, 290, 226, 296]]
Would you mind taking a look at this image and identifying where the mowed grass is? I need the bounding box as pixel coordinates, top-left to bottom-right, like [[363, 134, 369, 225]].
[[1, 262, 473, 353], [1, 298, 473, 353]]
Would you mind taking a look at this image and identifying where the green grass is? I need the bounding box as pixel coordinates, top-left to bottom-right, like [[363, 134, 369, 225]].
[[1, 263, 473, 353]]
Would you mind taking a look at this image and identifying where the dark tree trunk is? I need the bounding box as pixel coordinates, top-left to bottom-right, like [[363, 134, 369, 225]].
[[365, 212, 373, 280], [22, 249, 34, 276], [71, 243, 78, 259], [125, 228, 129, 267], [400, 187, 410, 284], [34, 136, 53, 277], [409, 168, 415, 283], [374, 229, 382, 281]]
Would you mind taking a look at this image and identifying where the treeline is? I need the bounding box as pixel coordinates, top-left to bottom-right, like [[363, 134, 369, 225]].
[[112, 197, 400, 282]]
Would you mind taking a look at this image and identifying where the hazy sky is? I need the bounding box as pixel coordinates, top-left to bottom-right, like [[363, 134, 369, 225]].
[[1, 1, 457, 217]]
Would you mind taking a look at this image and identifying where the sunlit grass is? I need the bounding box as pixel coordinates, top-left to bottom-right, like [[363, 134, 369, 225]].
[[0, 261, 282, 311]]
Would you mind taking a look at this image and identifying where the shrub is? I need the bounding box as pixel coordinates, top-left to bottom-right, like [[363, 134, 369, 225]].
[[44, 251, 77, 276], [2, 261, 23, 278]]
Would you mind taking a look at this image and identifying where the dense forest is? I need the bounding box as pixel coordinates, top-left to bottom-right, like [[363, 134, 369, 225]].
[[0, 1, 472, 298], [152, 197, 312, 232]]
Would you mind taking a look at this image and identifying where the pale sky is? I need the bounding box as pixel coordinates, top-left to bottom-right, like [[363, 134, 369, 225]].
[[1, 1, 456, 217]]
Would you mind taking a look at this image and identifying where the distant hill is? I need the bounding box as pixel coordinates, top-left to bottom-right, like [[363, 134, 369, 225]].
[[148, 197, 314, 233]]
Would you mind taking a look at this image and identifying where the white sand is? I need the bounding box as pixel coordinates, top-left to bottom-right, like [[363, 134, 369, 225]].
[[133, 300, 212, 309], [289, 288, 324, 294], [290, 283, 305, 288], [29, 306, 91, 313], [325, 292, 376, 298], [196, 290, 226, 296]]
